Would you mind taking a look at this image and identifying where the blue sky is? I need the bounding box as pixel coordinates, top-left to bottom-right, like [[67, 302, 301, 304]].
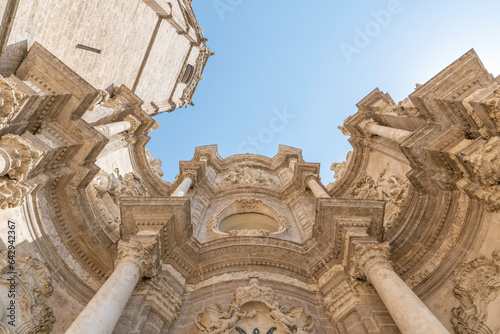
[[147, 0, 500, 183]]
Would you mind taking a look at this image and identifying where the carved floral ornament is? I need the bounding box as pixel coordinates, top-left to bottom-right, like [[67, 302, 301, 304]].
[[207, 199, 291, 237], [196, 278, 314, 334], [452, 250, 500, 334]]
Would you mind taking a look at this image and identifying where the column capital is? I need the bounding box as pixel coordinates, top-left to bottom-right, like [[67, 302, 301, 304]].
[[358, 118, 378, 133], [350, 241, 392, 281], [116, 240, 158, 278]]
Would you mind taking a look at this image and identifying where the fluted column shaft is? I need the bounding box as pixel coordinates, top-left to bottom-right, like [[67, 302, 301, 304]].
[[306, 177, 330, 198], [351, 242, 449, 334], [95, 121, 131, 137], [172, 176, 193, 196], [66, 241, 156, 334], [360, 119, 411, 143]]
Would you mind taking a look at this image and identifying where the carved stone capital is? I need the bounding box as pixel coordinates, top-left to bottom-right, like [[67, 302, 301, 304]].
[[0, 134, 44, 181], [116, 240, 158, 278], [349, 242, 392, 281], [358, 118, 378, 133], [124, 114, 141, 133], [0, 76, 30, 129]]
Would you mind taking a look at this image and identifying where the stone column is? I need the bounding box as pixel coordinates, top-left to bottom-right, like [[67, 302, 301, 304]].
[[360, 119, 411, 143], [0, 148, 11, 176], [95, 121, 132, 137], [306, 176, 330, 198], [66, 240, 157, 334], [350, 242, 449, 334], [172, 175, 193, 196]]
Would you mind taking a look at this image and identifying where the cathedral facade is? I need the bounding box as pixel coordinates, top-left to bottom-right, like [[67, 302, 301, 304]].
[[0, 1, 499, 333]]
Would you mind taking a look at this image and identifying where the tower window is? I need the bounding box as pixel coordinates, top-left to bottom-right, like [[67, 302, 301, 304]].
[[181, 64, 194, 84]]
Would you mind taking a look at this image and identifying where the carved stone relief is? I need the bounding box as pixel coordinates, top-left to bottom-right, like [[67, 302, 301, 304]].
[[216, 166, 278, 188], [145, 148, 164, 178], [0, 255, 55, 333], [196, 278, 314, 334], [90, 168, 150, 231], [330, 151, 353, 181], [0, 76, 29, 129], [483, 89, 500, 131], [346, 165, 409, 230], [464, 137, 500, 211], [464, 136, 500, 186], [452, 250, 500, 334], [0, 135, 44, 209]]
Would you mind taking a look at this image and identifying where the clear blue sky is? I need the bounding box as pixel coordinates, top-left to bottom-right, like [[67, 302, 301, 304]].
[[147, 0, 500, 183]]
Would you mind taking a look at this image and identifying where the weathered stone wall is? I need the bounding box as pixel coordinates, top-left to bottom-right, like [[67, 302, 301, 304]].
[[1, 0, 158, 90], [133, 19, 191, 109]]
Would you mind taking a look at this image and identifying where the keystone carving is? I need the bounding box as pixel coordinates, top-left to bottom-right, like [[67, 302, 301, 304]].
[[0, 135, 44, 209], [196, 278, 314, 334], [0, 255, 55, 333], [452, 250, 500, 334], [0, 76, 29, 129], [116, 240, 158, 278], [349, 242, 392, 281]]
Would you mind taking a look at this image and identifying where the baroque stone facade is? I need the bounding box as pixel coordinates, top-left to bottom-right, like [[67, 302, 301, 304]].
[[0, 2, 498, 334]]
